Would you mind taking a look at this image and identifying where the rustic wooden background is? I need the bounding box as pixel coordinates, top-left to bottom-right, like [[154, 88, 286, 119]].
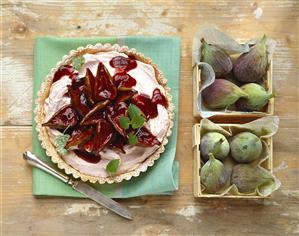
[[1, 0, 299, 235]]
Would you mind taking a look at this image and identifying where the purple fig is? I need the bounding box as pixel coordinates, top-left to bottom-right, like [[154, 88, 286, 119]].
[[202, 79, 248, 109], [233, 35, 269, 82], [232, 164, 274, 193], [230, 132, 262, 163], [200, 132, 230, 161], [236, 83, 274, 111], [200, 38, 233, 78]]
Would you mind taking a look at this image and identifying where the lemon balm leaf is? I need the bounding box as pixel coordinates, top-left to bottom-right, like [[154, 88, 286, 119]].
[[131, 115, 145, 129], [72, 56, 85, 71], [128, 133, 138, 145], [54, 134, 70, 156], [119, 116, 130, 130], [106, 159, 120, 175]]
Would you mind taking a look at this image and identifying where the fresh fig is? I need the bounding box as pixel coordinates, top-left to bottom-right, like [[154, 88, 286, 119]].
[[202, 79, 248, 109], [200, 132, 230, 161], [236, 83, 274, 111], [233, 35, 269, 82], [200, 38, 233, 78], [231, 164, 274, 193], [200, 153, 229, 193], [230, 132, 262, 163]]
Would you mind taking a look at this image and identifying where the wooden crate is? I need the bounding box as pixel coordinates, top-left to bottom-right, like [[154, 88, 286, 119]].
[[193, 60, 274, 121], [192, 123, 273, 199]]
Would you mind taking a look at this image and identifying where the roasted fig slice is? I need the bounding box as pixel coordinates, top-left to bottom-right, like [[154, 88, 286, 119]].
[[80, 100, 110, 125], [113, 73, 136, 89], [136, 127, 161, 146], [74, 149, 101, 164], [151, 88, 168, 107], [84, 68, 95, 105], [131, 94, 158, 119], [42, 105, 78, 129], [53, 65, 77, 83], [78, 137, 94, 153], [110, 134, 126, 153], [109, 56, 137, 73], [115, 89, 137, 104], [68, 84, 90, 117], [65, 126, 93, 149], [106, 102, 128, 136], [93, 119, 114, 154], [94, 63, 117, 101]]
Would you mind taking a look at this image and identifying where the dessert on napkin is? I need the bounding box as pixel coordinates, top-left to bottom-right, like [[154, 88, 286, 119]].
[[35, 43, 174, 184]]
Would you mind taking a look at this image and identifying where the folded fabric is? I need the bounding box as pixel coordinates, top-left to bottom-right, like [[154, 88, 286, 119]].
[[32, 36, 180, 198]]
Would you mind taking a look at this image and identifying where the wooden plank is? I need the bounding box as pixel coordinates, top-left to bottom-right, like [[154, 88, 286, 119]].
[[2, 126, 299, 235]]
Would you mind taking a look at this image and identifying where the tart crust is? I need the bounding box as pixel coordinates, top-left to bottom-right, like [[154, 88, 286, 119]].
[[35, 43, 175, 184]]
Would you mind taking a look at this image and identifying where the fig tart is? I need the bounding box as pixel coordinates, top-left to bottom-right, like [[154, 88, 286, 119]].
[[35, 43, 174, 184]]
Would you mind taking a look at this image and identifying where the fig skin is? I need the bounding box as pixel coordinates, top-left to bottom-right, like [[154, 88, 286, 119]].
[[202, 79, 248, 109], [236, 83, 274, 112], [200, 132, 230, 161], [230, 132, 262, 163], [200, 153, 229, 193], [200, 38, 233, 78], [233, 35, 268, 82], [231, 164, 273, 193]]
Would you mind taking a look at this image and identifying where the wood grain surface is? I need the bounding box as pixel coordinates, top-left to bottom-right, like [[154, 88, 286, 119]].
[[1, 0, 299, 235]]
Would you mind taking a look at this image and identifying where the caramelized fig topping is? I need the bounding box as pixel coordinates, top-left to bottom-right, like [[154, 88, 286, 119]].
[[74, 150, 101, 164], [110, 134, 126, 153], [65, 126, 93, 149], [115, 89, 137, 104], [49, 59, 166, 161], [106, 102, 128, 136], [152, 88, 168, 107], [42, 105, 78, 129], [113, 73, 137, 89], [136, 127, 161, 146], [94, 63, 117, 101], [80, 100, 110, 125], [109, 56, 137, 73], [131, 94, 158, 119], [93, 119, 114, 154], [68, 84, 90, 117], [84, 68, 95, 105], [53, 65, 77, 83]]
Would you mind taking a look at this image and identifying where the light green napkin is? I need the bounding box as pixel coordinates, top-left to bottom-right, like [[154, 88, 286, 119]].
[[32, 36, 180, 198]]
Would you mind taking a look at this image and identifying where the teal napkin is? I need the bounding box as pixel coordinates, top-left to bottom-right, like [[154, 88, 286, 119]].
[[33, 36, 180, 198]]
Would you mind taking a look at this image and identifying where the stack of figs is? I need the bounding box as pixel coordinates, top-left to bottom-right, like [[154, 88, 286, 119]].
[[200, 35, 274, 112], [200, 131, 274, 194]]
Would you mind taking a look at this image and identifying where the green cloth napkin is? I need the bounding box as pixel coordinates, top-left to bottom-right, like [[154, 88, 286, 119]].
[[32, 36, 180, 198]]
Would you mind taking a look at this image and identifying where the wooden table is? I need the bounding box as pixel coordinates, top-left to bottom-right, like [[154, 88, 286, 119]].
[[2, 1, 299, 235]]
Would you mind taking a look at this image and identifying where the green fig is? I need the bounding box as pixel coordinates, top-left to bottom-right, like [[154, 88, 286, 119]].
[[200, 38, 233, 78], [200, 153, 229, 193], [230, 132, 262, 163], [202, 79, 248, 109], [231, 164, 274, 193], [233, 35, 269, 82], [236, 83, 274, 111], [200, 132, 230, 161]]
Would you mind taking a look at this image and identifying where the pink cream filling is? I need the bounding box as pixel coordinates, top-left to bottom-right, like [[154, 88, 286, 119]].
[[44, 51, 170, 178]]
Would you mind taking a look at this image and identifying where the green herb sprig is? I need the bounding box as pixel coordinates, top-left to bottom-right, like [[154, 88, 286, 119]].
[[119, 104, 145, 145], [106, 159, 120, 176]]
